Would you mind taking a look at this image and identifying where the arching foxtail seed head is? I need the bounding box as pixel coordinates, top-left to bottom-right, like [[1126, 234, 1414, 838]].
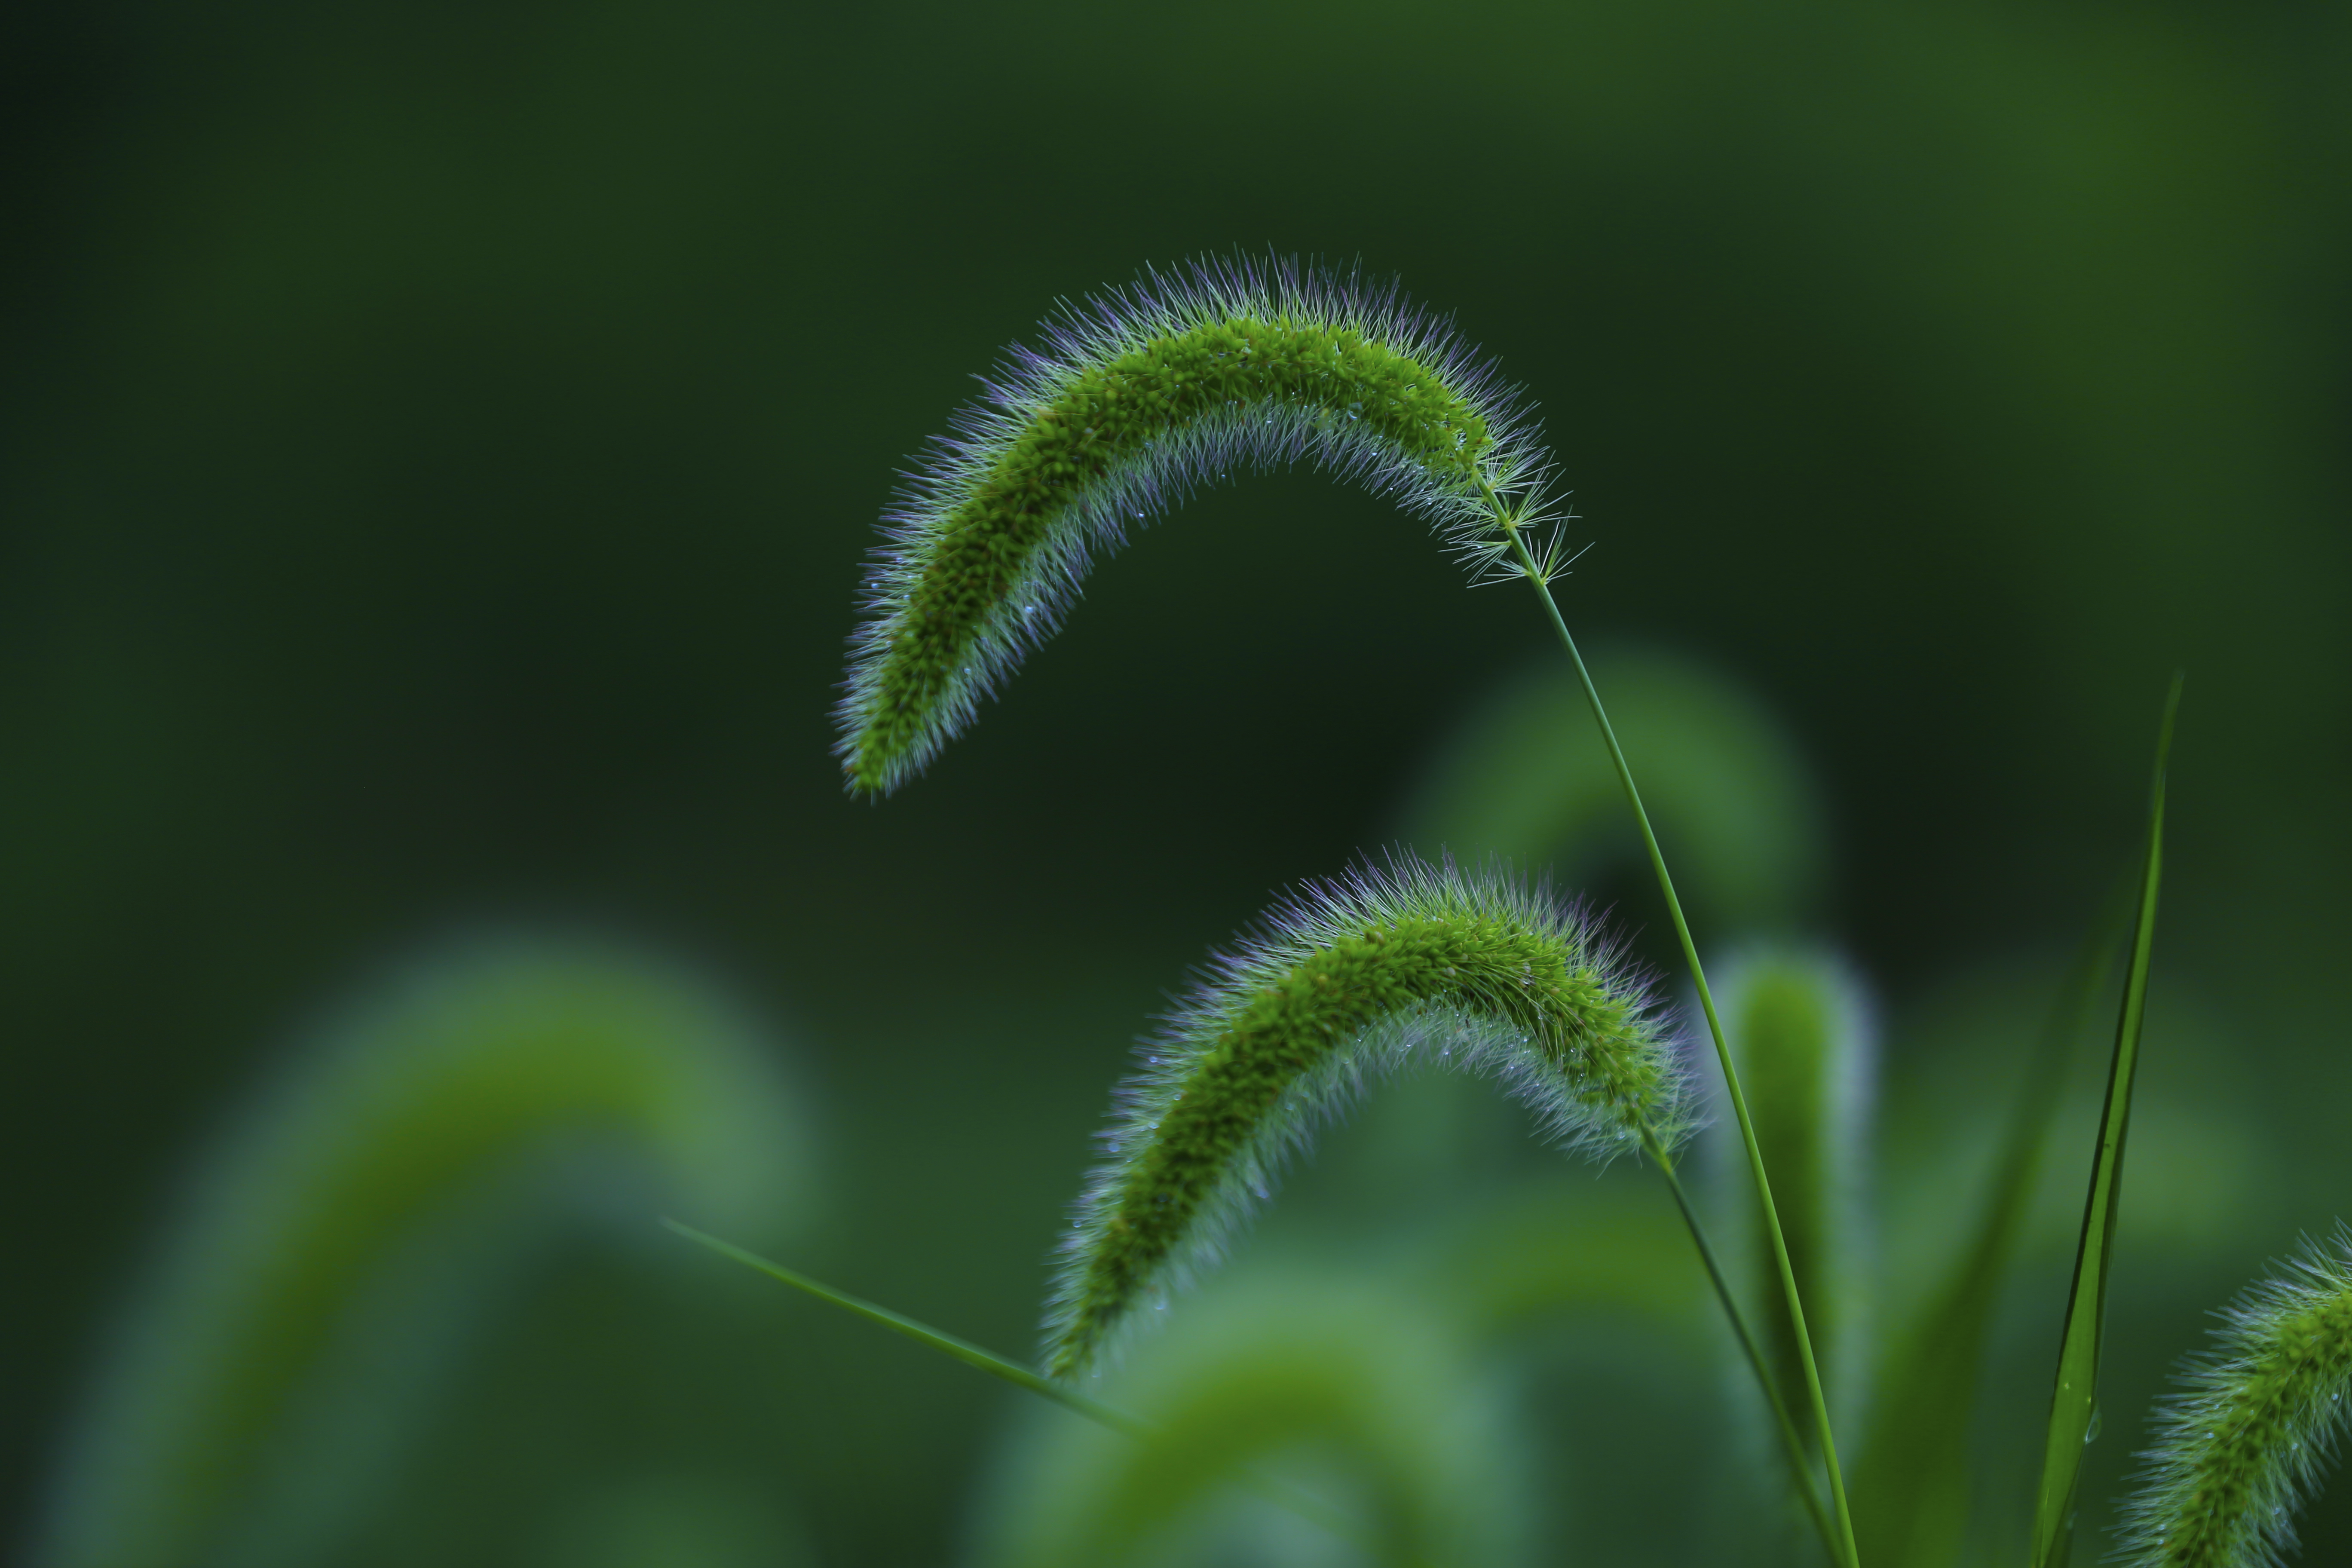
[[2115, 1226, 2352, 1568], [1043, 852, 1689, 1378], [837, 254, 1559, 795]]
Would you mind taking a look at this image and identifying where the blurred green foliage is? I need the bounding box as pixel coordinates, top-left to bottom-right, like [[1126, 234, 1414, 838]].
[[1398, 649, 1826, 932], [974, 1269, 1531, 1568], [7, 0, 2348, 1561], [32, 939, 812, 1568]]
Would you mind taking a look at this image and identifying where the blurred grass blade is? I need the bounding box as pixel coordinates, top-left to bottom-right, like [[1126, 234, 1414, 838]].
[[2029, 675, 2183, 1568], [666, 1224, 1433, 1567], [1848, 880, 2131, 1568]]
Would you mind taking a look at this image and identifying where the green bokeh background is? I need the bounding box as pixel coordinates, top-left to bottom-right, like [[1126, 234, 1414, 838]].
[[7, 0, 2348, 1562]]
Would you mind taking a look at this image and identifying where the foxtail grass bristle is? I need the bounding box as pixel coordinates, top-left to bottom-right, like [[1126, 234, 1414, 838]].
[[1044, 853, 1687, 1378], [2114, 1226, 2352, 1568], [838, 254, 1560, 796]]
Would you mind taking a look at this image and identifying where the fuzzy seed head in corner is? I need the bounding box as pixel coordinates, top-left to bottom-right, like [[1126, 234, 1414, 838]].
[[837, 254, 1555, 795], [2115, 1226, 2352, 1568], [1042, 854, 1687, 1379]]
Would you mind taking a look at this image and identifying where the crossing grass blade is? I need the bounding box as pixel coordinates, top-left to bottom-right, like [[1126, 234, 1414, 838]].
[[1848, 882, 2131, 1568], [2028, 674, 2184, 1568], [662, 1222, 1435, 1568], [663, 1220, 1142, 1432]]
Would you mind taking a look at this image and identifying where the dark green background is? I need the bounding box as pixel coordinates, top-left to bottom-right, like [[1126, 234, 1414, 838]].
[[8, 0, 2348, 1562]]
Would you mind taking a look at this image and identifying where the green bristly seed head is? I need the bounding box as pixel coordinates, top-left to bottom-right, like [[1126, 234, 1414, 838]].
[[1044, 854, 1685, 1378], [854, 322, 1481, 790], [2116, 1226, 2352, 1568], [839, 256, 1552, 796]]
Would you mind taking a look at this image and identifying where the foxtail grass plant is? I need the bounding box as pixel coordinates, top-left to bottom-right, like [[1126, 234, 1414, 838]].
[[827, 252, 1855, 1565], [677, 260, 2343, 1567]]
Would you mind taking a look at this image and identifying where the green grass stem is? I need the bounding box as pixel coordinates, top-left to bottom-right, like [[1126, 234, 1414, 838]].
[[2030, 674, 2184, 1568], [1648, 1135, 1841, 1563], [662, 1221, 1431, 1568], [1502, 520, 1861, 1568]]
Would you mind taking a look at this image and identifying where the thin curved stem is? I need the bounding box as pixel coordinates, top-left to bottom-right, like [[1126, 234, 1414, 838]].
[[1645, 1132, 1841, 1564], [1500, 519, 1862, 1568]]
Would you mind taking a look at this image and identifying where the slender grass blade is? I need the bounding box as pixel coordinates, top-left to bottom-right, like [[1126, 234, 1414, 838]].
[[2028, 675, 2183, 1568], [1849, 882, 2130, 1568]]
